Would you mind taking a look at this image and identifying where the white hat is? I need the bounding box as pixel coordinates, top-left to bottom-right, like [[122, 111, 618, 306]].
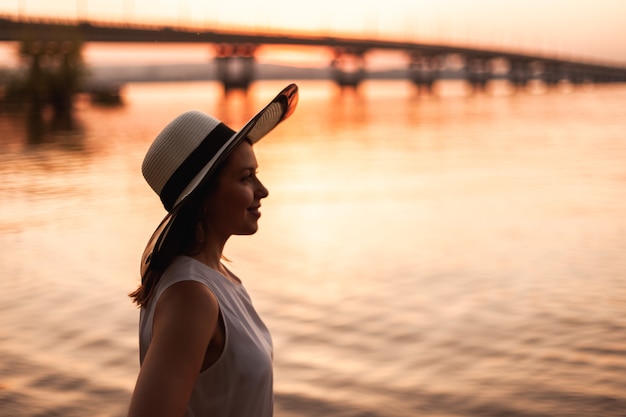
[[140, 83, 298, 275]]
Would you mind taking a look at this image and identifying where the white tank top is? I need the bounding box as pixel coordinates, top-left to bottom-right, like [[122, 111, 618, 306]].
[[139, 256, 273, 417]]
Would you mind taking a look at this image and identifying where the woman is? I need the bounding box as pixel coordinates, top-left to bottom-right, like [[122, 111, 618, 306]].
[[127, 84, 298, 417]]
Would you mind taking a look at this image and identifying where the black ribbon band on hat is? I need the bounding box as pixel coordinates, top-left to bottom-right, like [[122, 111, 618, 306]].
[[161, 123, 235, 211]]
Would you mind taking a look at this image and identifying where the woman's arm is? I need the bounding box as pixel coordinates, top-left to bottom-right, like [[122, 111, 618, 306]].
[[127, 281, 220, 417]]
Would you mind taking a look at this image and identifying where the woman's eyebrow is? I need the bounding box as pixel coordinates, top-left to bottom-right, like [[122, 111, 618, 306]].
[[239, 166, 257, 174]]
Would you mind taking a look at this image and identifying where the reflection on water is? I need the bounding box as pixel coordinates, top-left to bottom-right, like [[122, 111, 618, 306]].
[[1, 80, 626, 416], [1, 103, 86, 147]]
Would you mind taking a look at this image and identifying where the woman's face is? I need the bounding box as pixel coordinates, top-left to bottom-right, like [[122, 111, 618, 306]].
[[203, 141, 269, 239]]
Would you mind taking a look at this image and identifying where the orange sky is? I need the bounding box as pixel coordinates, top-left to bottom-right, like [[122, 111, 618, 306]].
[[1, 0, 625, 67]]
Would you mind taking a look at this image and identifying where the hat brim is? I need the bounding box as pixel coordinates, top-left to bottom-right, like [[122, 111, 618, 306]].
[[140, 83, 298, 277]]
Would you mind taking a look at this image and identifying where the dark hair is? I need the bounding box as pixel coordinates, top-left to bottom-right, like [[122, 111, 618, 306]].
[[129, 164, 225, 307]]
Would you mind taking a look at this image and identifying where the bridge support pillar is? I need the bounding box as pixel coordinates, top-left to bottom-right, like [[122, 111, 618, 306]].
[[214, 43, 257, 93], [567, 66, 588, 86], [542, 63, 563, 88], [330, 47, 366, 89], [466, 57, 492, 92], [508, 60, 532, 90], [408, 52, 440, 93]]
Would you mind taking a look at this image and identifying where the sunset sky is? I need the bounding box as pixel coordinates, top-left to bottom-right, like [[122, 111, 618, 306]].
[[0, 0, 625, 67]]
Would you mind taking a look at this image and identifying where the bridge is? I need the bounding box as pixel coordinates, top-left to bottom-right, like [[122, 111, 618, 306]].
[[1, 15, 626, 93]]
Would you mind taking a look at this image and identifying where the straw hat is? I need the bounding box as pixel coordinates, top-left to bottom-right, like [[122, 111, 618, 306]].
[[140, 83, 298, 275]]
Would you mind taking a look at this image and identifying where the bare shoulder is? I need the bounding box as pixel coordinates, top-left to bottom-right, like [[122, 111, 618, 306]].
[[154, 280, 220, 334]]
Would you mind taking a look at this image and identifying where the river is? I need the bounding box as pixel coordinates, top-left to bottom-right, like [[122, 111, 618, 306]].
[[1, 79, 625, 416]]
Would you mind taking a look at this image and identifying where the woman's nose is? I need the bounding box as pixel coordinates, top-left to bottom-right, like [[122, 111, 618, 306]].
[[255, 178, 269, 199]]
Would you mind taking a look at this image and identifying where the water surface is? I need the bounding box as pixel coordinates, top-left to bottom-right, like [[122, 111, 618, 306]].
[[1, 80, 625, 416]]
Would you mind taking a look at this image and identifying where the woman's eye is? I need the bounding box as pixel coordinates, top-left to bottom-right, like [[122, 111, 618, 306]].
[[240, 170, 258, 183]]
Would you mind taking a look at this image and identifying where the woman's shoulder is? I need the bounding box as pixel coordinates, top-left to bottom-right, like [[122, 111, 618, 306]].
[[162, 256, 241, 296], [148, 256, 213, 302], [156, 278, 219, 320], [161, 256, 219, 283]]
